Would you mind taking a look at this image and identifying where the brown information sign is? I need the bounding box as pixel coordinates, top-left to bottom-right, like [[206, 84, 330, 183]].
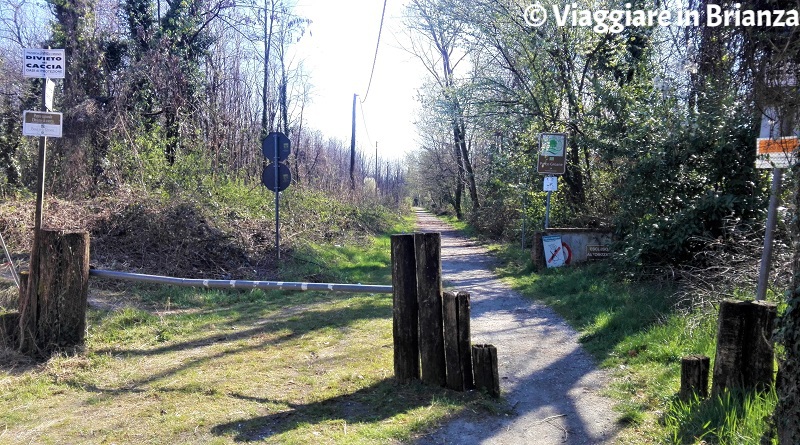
[[22, 110, 63, 137], [537, 133, 567, 175]]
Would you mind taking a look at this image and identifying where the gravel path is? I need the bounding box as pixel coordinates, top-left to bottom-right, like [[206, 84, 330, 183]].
[[412, 209, 619, 445]]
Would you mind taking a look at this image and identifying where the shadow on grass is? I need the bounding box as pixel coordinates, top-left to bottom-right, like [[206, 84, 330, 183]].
[[496, 261, 678, 362], [211, 379, 462, 442], [68, 295, 391, 395]]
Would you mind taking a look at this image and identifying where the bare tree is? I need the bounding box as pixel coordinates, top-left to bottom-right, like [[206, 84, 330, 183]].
[[404, 0, 478, 218]]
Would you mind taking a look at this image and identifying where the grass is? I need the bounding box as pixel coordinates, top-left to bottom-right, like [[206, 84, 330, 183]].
[[0, 215, 495, 444], [486, 241, 778, 444]]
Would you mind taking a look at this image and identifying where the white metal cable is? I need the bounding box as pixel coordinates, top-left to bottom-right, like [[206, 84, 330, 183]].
[[89, 269, 392, 294]]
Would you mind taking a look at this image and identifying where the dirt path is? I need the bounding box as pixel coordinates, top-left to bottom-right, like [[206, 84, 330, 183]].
[[412, 209, 619, 445]]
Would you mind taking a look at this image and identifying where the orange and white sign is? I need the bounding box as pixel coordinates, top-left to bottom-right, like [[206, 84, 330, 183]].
[[756, 137, 797, 168]]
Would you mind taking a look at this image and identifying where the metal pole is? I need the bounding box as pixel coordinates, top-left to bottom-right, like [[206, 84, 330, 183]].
[[89, 269, 393, 294], [544, 191, 552, 229], [350, 93, 357, 190], [756, 167, 783, 301], [29, 76, 48, 299], [521, 192, 526, 249], [274, 135, 280, 260]]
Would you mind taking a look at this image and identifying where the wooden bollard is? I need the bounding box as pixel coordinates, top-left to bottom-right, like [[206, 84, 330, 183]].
[[443, 291, 473, 391], [711, 299, 777, 396], [415, 233, 446, 387], [472, 344, 500, 397], [0, 270, 24, 349], [680, 355, 710, 401], [531, 231, 545, 271], [391, 234, 419, 383], [19, 230, 89, 356]]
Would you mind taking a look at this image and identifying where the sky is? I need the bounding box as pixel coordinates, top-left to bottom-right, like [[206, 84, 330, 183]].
[[292, 0, 426, 162]]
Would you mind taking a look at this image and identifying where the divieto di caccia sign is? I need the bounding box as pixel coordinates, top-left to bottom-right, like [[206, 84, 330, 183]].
[[23, 49, 65, 79]]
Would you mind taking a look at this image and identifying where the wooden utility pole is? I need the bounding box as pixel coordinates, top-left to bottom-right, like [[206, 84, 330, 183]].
[[350, 93, 357, 191]]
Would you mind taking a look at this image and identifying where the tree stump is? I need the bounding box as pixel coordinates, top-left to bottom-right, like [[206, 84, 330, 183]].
[[711, 299, 777, 396], [443, 291, 473, 391], [391, 234, 419, 383], [472, 344, 500, 397], [19, 230, 90, 357], [680, 355, 710, 401], [415, 232, 446, 387]]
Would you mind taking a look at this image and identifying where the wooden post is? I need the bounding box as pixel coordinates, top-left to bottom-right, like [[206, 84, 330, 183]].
[[457, 292, 474, 390], [19, 230, 89, 356], [472, 344, 500, 397], [531, 231, 545, 271], [680, 355, 710, 401], [0, 272, 26, 348], [443, 291, 463, 390], [391, 234, 419, 383], [415, 232, 446, 387], [711, 300, 777, 396]]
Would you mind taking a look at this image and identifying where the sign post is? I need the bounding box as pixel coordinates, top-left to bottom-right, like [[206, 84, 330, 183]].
[[262, 131, 292, 260], [755, 108, 798, 300], [22, 48, 65, 292], [537, 133, 567, 229]]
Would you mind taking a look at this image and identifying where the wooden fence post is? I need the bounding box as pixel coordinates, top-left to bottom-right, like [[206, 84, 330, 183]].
[[443, 291, 473, 391], [680, 355, 710, 401], [472, 344, 500, 397], [711, 300, 777, 396], [457, 291, 474, 390], [531, 231, 545, 271], [415, 232, 446, 387], [392, 234, 419, 383], [18, 230, 89, 356]]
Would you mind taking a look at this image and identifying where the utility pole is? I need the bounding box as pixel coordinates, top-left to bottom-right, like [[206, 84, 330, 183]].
[[375, 141, 379, 193], [350, 93, 357, 191]]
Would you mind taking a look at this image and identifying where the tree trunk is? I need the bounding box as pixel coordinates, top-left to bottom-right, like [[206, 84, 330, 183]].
[[19, 230, 90, 357], [777, 161, 800, 443]]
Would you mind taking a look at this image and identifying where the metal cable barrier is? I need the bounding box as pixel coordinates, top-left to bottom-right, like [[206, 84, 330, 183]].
[[89, 269, 393, 294]]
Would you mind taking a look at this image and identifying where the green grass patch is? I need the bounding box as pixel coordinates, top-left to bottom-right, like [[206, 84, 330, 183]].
[[0, 211, 492, 444]]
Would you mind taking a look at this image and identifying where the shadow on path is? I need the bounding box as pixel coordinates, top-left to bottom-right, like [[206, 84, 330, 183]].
[[412, 209, 618, 445]]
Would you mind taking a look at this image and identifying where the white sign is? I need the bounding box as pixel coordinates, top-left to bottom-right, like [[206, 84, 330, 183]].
[[23, 48, 65, 79], [45, 78, 55, 111], [542, 235, 566, 268], [543, 176, 558, 192], [22, 111, 63, 137], [757, 109, 798, 168]]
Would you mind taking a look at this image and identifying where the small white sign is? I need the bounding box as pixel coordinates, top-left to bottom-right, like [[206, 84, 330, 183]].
[[543, 176, 558, 192], [45, 78, 55, 111], [23, 48, 66, 79], [22, 111, 63, 137]]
